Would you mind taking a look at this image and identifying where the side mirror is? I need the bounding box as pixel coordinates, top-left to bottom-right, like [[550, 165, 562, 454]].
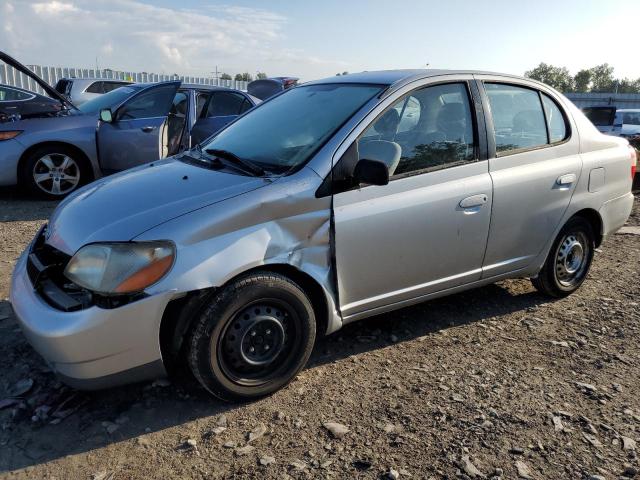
[[353, 159, 389, 186], [99, 108, 113, 123]]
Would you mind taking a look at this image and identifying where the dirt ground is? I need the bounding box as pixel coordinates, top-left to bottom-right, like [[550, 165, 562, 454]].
[[0, 188, 639, 480]]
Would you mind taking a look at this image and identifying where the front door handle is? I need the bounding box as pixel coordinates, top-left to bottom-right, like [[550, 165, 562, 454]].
[[141, 126, 156, 133], [459, 194, 488, 209], [556, 173, 576, 185]]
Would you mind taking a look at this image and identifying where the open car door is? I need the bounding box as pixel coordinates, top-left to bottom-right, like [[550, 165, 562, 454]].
[[97, 81, 180, 172]]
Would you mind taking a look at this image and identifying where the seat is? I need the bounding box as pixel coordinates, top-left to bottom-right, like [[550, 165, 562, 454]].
[[436, 102, 467, 142], [372, 108, 400, 141]]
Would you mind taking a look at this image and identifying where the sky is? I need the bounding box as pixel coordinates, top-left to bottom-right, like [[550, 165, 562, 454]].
[[2, 0, 640, 82]]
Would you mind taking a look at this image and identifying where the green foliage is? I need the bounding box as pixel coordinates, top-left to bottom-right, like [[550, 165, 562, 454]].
[[525, 63, 574, 92], [256, 72, 267, 79], [220, 73, 232, 80], [234, 72, 253, 82], [525, 62, 640, 94]]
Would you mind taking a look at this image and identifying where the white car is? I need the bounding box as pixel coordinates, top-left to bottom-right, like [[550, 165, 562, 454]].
[[612, 109, 640, 138]]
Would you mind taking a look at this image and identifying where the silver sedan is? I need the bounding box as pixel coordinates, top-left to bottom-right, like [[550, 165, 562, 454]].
[[10, 69, 637, 401]]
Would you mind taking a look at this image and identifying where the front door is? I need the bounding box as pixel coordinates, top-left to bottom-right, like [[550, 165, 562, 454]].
[[97, 82, 180, 172], [477, 79, 581, 277], [333, 82, 493, 319]]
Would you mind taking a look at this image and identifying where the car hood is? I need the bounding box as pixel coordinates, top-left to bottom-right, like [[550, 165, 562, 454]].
[[46, 158, 271, 255]]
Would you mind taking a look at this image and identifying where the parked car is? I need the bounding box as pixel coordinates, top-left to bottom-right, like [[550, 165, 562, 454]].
[[54, 78, 133, 106], [582, 106, 617, 134], [247, 76, 299, 100], [0, 84, 66, 122], [0, 51, 259, 198], [612, 109, 640, 138], [11, 70, 636, 401]]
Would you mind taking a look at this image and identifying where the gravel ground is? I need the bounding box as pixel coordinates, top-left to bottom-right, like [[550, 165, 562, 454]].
[[0, 188, 639, 480]]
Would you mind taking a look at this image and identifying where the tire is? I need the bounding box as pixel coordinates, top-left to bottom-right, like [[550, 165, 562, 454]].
[[21, 145, 89, 199], [532, 216, 595, 298], [187, 272, 316, 402]]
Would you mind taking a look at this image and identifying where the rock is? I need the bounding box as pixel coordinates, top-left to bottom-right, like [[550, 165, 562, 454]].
[[509, 447, 525, 455], [575, 382, 597, 393], [235, 445, 255, 456], [185, 438, 197, 449], [216, 414, 228, 427], [390, 334, 399, 343], [151, 378, 171, 388], [515, 460, 533, 479], [583, 433, 603, 448], [622, 436, 637, 451], [616, 226, 640, 235], [259, 455, 275, 466], [223, 441, 236, 448], [587, 476, 605, 480], [551, 340, 570, 347], [136, 437, 151, 447], [248, 423, 267, 442], [8, 378, 33, 397], [451, 393, 465, 403], [460, 455, 484, 478], [289, 459, 307, 471], [384, 468, 400, 479], [494, 468, 504, 477], [552, 416, 565, 432], [92, 472, 115, 480], [102, 422, 119, 435], [274, 411, 285, 421], [323, 422, 349, 439], [208, 426, 227, 436], [0, 398, 19, 410]]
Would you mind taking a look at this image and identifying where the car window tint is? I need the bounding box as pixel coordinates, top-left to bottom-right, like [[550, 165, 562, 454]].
[[196, 92, 211, 118], [485, 83, 547, 153], [207, 92, 246, 117], [171, 92, 188, 116], [358, 82, 475, 177], [239, 98, 253, 114], [623, 112, 640, 126], [0, 86, 34, 101], [85, 82, 104, 94], [118, 85, 176, 120], [541, 94, 568, 143], [103, 82, 123, 93]]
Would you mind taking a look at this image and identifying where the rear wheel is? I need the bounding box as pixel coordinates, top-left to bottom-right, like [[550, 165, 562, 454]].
[[21, 146, 88, 199], [187, 272, 316, 402], [532, 217, 595, 298]]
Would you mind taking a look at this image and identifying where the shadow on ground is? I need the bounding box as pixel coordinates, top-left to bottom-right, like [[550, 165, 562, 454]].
[[0, 280, 549, 472]]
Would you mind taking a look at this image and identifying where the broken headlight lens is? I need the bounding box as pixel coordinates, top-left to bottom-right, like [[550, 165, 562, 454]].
[[64, 242, 175, 295]]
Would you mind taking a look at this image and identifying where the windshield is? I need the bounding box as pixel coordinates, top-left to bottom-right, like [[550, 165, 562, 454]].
[[78, 85, 142, 113], [201, 83, 383, 173]]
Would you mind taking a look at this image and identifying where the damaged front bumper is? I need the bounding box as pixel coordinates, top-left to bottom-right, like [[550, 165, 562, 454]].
[[10, 250, 173, 389]]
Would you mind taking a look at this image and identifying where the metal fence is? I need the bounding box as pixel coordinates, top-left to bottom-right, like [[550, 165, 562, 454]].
[[0, 63, 249, 94]]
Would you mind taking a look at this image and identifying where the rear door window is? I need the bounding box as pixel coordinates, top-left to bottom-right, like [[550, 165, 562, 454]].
[[541, 94, 568, 143], [622, 111, 640, 126], [206, 92, 247, 117], [0, 86, 35, 101], [485, 83, 548, 153], [85, 82, 104, 94]]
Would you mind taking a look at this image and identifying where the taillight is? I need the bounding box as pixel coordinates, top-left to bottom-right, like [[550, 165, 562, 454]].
[[630, 145, 638, 179]]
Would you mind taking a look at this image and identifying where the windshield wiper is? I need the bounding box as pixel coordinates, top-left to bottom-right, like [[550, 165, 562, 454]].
[[205, 148, 265, 176]]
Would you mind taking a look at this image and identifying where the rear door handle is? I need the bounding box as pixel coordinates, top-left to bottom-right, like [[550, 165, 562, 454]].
[[459, 194, 488, 209], [141, 126, 156, 132], [556, 173, 576, 185]]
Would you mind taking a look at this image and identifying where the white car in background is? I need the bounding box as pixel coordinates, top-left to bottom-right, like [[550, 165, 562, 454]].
[[54, 78, 133, 106], [612, 109, 640, 138]]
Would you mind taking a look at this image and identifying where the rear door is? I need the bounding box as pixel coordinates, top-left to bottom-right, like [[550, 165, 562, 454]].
[[97, 82, 180, 172], [190, 91, 253, 145], [476, 76, 581, 277]]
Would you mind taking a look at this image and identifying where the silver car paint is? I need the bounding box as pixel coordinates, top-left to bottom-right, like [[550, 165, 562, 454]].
[[10, 70, 635, 387]]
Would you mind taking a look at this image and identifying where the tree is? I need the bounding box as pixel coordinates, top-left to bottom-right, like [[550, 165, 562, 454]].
[[524, 63, 574, 92], [220, 73, 232, 80], [573, 69, 592, 92], [256, 72, 267, 79], [234, 72, 253, 82], [590, 63, 615, 92]]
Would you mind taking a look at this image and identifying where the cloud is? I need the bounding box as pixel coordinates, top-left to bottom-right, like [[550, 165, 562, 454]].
[[0, 0, 346, 79]]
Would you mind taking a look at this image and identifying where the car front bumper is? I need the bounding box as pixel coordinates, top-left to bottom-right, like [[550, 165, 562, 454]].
[[9, 250, 172, 389], [0, 138, 23, 186]]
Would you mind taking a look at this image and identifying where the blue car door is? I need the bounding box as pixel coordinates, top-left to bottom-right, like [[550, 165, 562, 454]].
[[190, 91, 253, 146], [96, 82, 180, 172]]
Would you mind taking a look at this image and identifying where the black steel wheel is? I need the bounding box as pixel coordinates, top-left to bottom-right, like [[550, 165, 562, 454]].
[[187, 272, 316, 401], [532, 216, 595, 298]]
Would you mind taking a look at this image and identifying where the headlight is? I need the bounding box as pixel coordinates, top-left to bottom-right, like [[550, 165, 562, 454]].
[[0, 130, 22, 141], [64, 241, 175, 294]]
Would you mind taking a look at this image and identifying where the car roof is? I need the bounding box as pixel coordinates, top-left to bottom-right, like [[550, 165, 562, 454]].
[[305, 69, 530, 87], [62, 78, 131, 84], [616, 109, 640, 113]]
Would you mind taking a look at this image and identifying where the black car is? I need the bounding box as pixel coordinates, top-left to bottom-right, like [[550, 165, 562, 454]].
[[0, 83, 64, 122]]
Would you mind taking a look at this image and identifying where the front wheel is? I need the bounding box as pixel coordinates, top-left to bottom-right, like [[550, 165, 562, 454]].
[[21, 146, 88, 199], [531, 217, 595, 298], [187, 272, 316, 402]]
